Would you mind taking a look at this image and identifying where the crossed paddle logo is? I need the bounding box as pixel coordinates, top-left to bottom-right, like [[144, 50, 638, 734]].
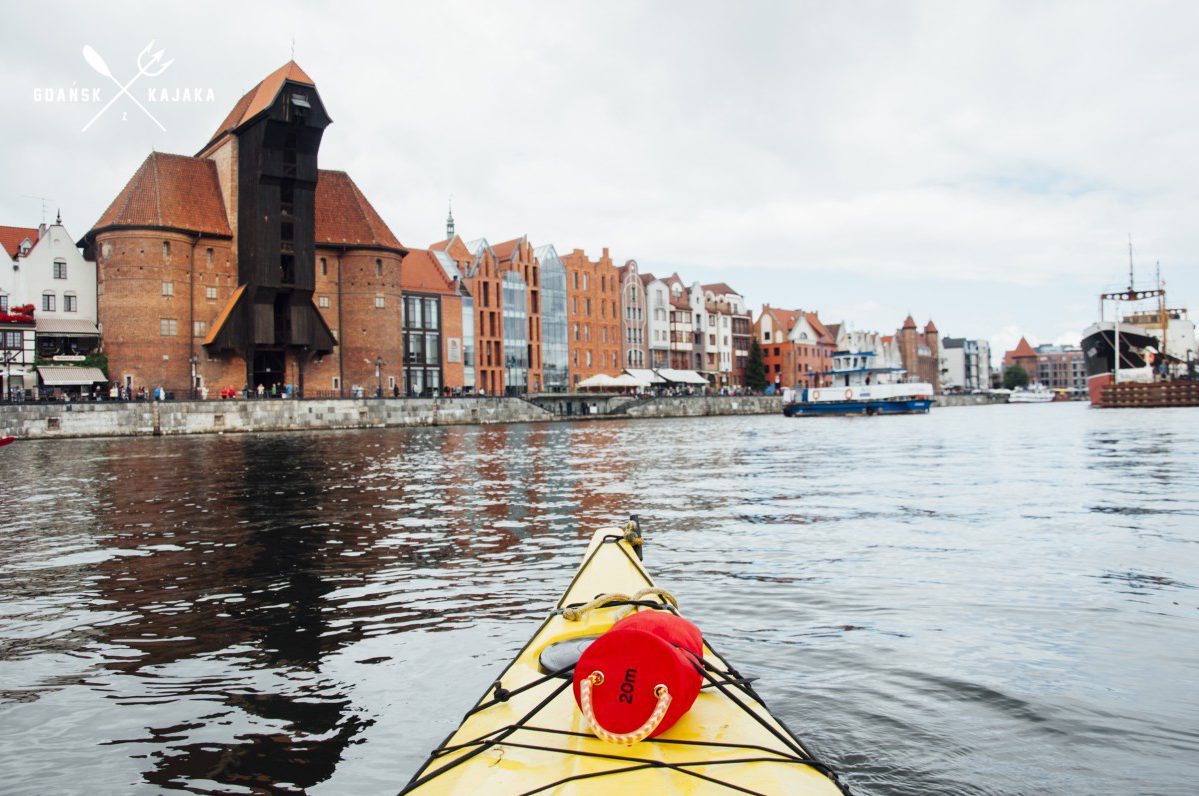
[[81, 42, 174, 132]]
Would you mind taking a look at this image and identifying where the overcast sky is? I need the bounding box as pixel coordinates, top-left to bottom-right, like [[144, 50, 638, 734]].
[[4, 1, 1198, 361]]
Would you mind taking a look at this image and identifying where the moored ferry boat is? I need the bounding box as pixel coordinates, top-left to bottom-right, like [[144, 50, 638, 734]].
[[783, 351, 933, 416]]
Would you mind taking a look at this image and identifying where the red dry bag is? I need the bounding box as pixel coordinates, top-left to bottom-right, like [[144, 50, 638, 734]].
[[572, 611, 703, 744]]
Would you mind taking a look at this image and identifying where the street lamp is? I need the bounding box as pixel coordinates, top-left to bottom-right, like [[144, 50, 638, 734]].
[[188, 353, 199, 400], [375, 356, 384, 398]]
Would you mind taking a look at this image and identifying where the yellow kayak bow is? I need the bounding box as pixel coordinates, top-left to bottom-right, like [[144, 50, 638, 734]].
[[401, 522, 849, 795]]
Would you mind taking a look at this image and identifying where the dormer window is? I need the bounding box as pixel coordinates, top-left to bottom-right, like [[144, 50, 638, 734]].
[[19, 239, 31, 255], [291, 93, 311, 109]]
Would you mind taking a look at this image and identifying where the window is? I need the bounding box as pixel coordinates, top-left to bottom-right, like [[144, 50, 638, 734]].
[[162, 281, 174, 296], [583, 274, 589, 290], [160, 318, 178, 336], [64, 294, 78, 313], [318, 296, 330, 308], [162, 241, 170, 260], [375, 258, 383, 277], [332, 376, 341, 390], [206, 248, 213, 267], [193, 320, 207, 337], [2, 331, 21, 349], [53, 260, 67, 279], [280, 254, 295, 284], [320, 257, 327, 276], [0, 295, 7, 311], [42, 293, 55, 311], [586, 351, 592, 367], [375, 295, 385, 308], [206, 286, 218, 301], [585, 298, 592, 316]]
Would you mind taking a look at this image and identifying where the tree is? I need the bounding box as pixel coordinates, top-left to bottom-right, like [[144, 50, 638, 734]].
[[746, 337, 768, 392], [1002, 364, 1029, 390]]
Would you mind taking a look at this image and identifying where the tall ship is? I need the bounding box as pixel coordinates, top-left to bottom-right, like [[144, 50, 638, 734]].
[[1081, 256, 1199, 407], [783, 350, 933, 416]]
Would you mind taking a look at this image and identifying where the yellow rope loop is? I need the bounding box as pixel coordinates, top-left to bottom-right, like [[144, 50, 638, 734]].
[[561, 588, 679, 622], [622, 522, 642, 547], [579, 670, 672, 745]]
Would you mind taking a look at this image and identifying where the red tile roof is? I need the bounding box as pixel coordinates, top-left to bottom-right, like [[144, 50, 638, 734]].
[[1008, 336, 1036, 359], [639, 272, 656, 286], [202, 61, 315, 151], [805, 312, 833, 342], [0, 225, 39, 259], [902, 314, 917, 329], [924, 319, 938, 333], [90, 152, 232, 238], [400, 249, 458, 295], [315, 170, 404, 252], [764, 307, 802, 334], [491, 237, 523, 262]]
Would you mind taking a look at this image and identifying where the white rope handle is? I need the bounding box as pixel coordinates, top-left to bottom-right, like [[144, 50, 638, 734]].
[[579, 671, 671, 745]]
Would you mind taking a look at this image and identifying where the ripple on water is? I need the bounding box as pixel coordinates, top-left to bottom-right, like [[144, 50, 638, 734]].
[[0, 406, 1197, 794]]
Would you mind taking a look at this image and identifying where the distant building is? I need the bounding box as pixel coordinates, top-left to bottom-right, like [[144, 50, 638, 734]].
[[1, 216, 101, 393], [80, 61, 409, 398], [618, 259, 648, 369], [642, 274, 672, 370], [754, 306, 835, 389], [896, 316, 941, 391], [941, 337, 991, 392], [561, 247, 620, 387], [492, 237, 543, 395], [398, 249, 463, 395], [534, 244, 569, 393], [1002, 337, 1038, 384], [1032, 343, 1086, 393]]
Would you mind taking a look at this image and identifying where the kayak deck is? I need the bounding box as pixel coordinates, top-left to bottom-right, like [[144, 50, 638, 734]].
[[401, 525, 848, 795]]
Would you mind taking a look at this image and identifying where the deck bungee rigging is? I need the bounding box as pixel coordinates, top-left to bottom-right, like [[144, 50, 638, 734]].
[[400, 521, 850, 795]]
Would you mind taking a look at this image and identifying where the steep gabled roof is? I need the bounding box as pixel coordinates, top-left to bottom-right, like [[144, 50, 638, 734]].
[[315, 170, 404, 252], [401, 249, 458, 295], [89, 152, 232, 238], [0, 225, 39, 259], [202, 60, 316, 152], [925, 319, 938, 333], [1008, 336, 1037, 359], [902, 314, 917, 330], [639, 272, 657, 286], [491, 236, 525, 262], [805, 312, 833, 342], [762, 306, 802, 334]]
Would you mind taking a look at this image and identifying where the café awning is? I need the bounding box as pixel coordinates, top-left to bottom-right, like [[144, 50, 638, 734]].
[[35, 318, 100, 336], [656, 368, 709, 385], [37, 366, 107, 386], [624, 368, 665, 384]]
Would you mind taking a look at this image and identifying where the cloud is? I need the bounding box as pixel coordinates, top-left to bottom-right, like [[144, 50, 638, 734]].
[[2, 0, 1197, 359]]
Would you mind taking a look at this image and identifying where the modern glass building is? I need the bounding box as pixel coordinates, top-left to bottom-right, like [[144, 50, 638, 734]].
[[502, 271, 529, 394], [403, 294, 442, 396], [461, 294, 475, 392], [534, 244, 569, 392]]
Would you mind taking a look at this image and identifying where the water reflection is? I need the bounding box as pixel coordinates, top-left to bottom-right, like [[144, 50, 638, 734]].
[[1, 405, 1198, 795]]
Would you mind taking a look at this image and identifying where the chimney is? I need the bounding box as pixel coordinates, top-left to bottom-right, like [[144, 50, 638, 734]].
[[602, 247, 609, 258], [38, 223, 48, 239]]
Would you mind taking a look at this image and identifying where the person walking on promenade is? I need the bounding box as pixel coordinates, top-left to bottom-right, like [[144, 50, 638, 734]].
[[256, 383, 265, 399]]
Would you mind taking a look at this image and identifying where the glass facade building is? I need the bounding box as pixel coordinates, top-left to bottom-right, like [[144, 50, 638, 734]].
[[502, 271, 528, 394], [403, 294, 442, 396], [461, 295, 475, 391], [535, 245, 569, 392]]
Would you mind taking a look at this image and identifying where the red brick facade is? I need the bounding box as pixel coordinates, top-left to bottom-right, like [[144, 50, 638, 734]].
[[562, 247, 621, 386]]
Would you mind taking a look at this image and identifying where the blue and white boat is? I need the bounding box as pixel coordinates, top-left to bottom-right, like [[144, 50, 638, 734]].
[[783, 351, 934, 416]]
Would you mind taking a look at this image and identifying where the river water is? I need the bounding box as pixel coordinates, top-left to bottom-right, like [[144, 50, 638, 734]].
[[1, 403, 1196, 795]]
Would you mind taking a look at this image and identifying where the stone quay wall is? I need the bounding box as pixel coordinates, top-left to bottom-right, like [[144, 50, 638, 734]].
[[934, 393, 1009, 407], [625, 396, 784, 418], [0, 397, 555, 440]]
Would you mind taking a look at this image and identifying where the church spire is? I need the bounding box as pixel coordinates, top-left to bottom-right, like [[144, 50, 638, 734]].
[[446, 198, 455, 239]]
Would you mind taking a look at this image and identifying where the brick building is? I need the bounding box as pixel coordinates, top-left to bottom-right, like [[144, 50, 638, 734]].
[[398, 249, 463, 395], [1002, 336, 1038, 385], [754, 306, 835, 388], [561, 247, 620, 387], [80, 61, 426, 397], [432, 235, 503, 395], [492, 236, 543, 394], [1003, 337, 1084, 392], [896, 315, 941, 391]]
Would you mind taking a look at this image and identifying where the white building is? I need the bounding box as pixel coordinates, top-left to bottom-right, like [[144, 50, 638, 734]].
[[941, 337, 991, 392], [642, 274, 671, 369], [1, 215, 101, 394]]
